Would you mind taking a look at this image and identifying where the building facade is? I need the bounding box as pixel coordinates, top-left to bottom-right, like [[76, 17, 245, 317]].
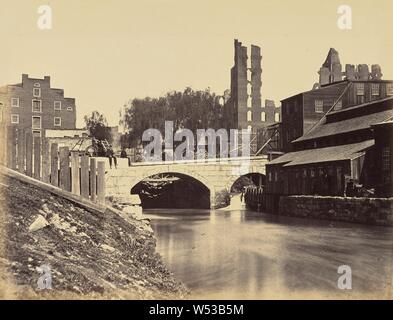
[[265, 97, 393, 213], [0, 74, 76, 136], [279, 48, 392, 153], [372, 120, 393, 197]]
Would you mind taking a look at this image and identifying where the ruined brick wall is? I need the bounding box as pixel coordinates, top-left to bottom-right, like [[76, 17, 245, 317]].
[[279, 195, 393, 226], [229, 40, 272, 133]]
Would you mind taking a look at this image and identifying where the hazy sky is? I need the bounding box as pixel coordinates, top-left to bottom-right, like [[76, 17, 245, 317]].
[[1, 0, 392, 127]]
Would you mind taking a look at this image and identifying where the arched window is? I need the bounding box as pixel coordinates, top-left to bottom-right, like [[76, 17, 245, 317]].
[[247, 125, 252, 132], [261, 111, 266, 122], [247, 110, 252, 122]]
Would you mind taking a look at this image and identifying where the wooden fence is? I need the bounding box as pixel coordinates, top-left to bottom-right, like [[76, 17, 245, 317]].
[[0, 126, 106, 204]]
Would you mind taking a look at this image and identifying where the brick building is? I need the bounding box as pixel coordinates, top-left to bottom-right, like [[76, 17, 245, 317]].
[[0, 74, 76, 137], [279, 48, 392, 153]]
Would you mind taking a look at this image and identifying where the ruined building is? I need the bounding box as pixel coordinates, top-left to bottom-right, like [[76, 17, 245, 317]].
[[224, 39, 280, 133], [223, 40, 281, 155], [317, 48, 383, 86], [278, 48, 391, 153]]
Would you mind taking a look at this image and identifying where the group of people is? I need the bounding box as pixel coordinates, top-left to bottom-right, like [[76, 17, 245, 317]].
[[107, 148, 130, 169]]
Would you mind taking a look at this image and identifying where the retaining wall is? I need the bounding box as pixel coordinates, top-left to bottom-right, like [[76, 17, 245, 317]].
[[279, 195, 393, 226]]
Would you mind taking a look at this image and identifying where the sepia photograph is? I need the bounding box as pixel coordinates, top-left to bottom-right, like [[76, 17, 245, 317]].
[[0, 0, 392, 308]]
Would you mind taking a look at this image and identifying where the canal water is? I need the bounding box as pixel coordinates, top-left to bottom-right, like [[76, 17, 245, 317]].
[[144, 197, 393, 299]]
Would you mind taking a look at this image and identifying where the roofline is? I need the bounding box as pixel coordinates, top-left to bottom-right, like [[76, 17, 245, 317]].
[[328, 96, 393, 116], [280, 80, 349, 102], [281, 79, 393, 103]]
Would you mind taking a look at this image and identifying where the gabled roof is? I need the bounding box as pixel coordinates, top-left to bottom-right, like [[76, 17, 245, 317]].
[[294, 109, 393, 142], [268, 140, 374, 167]]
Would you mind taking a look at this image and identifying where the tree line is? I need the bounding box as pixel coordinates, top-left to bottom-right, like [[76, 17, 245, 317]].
[[83, 87, 228, 149]]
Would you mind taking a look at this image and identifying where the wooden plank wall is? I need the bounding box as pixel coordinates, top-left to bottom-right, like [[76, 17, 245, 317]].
[[0, 126, 106, 204]]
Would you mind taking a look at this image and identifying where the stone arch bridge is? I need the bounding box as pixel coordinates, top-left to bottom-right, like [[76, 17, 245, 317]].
[[103, 156, 268, 209]]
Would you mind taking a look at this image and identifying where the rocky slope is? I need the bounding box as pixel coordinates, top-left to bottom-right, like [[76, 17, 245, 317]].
[[0, 172, 187, 299]]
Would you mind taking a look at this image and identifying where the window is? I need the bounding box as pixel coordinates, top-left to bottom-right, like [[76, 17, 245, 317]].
[[275, 112, 280, 122], [11, 114, 19, 124], [356, 83, 365, 96], [310, 168, 315, 178], [32, 116, 41, 129], [318, 167, 324, 176], [54, 117, 61, 127], [33, 88, 41, 97], [247, 125, 252, 132], [11, 98, 19, 107], [268, 172, 272, 182], [314, 100, 324, 113], [54, 101, 61, 110], [274, 171, 278, 182], [261, 111, 266, 122], [67, 106, 73, 111], [32, 99, 42, 112], [33, 130, 41, 137], [33, 83, 40, 87], [247, 96, 252, 108], [382, 146, 391, 171], [334, 100, 342, 111], [303, 168, 307, 178], [387, 83, 393, 96], [371, 83, 380, 96], [247, 110, 252, 122], [357, 95, 365, 105]]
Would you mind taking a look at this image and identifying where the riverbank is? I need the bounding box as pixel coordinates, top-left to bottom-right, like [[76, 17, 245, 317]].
[[0, 172, 187, 299]]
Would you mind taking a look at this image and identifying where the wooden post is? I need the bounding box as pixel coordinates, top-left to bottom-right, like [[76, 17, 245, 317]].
[[50, 143, 59, 186], [41, 138, 50, 183], [33, 136, 41, 180], [90, 157, 97, 202], [25, 131, 33, 177], [0, 124, 6, 166], [97, 161, 105, 204], [11, 127, 17, 170], [17, 129, 25, 173], [7, 127, 16, 169], [59, 147, 70, 191], [80, 155, 90, 199], [71, 151, 80, 195]]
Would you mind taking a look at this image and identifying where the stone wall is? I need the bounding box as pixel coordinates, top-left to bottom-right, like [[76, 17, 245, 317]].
[[279, 195, 393, 226]]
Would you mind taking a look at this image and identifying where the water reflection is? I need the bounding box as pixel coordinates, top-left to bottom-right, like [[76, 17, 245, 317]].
[[145, 208, 393, 299]]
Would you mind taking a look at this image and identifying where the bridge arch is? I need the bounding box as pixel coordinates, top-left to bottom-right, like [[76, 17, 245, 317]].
[[227, 172, 266, 193], [128, 166, 214, 192], [130, 169, 214, 209]]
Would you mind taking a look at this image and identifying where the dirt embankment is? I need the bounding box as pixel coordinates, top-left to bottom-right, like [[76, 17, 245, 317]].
[[0, 173, 187, 299]]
